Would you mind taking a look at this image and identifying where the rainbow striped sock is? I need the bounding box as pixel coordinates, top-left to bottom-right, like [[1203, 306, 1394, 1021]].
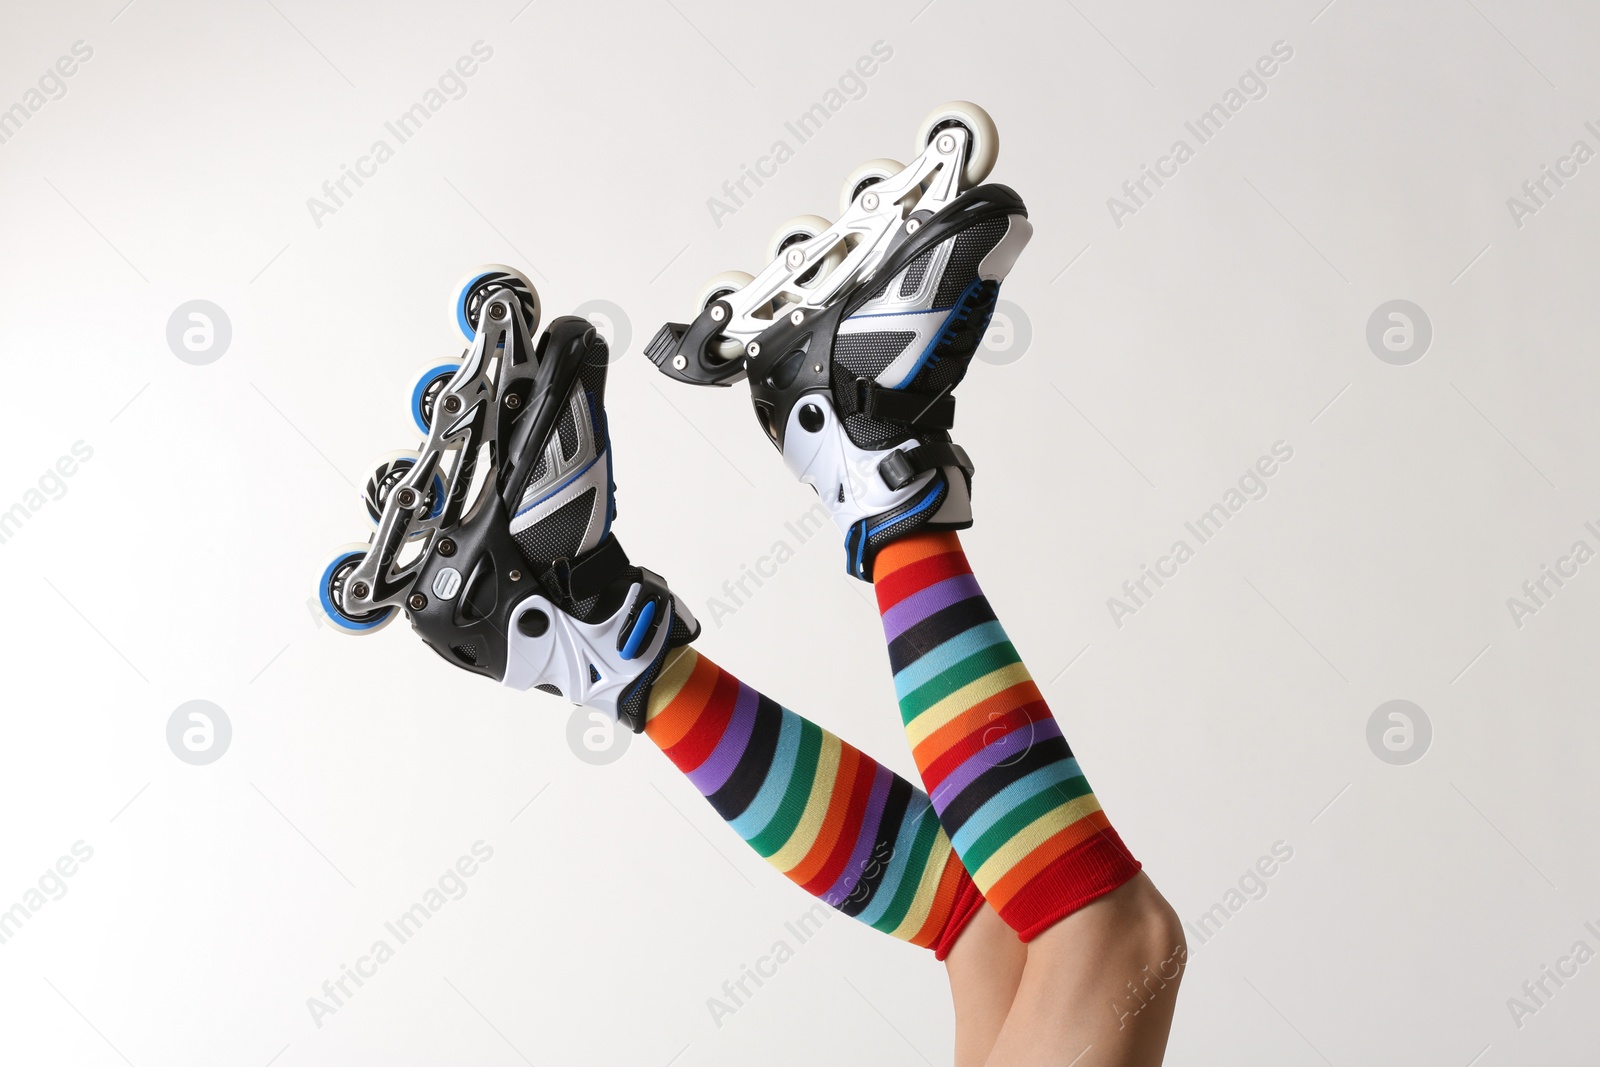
[[645, 648, 983, 957], [874, 531, 1141, 940]]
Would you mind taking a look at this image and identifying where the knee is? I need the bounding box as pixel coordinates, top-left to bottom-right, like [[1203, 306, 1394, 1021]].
[[1126, 875, 1187, 984]]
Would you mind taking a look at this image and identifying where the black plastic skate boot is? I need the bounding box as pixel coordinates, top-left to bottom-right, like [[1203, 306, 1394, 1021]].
[[644, 103, 1032, 579], [320, 269, 697, 732]]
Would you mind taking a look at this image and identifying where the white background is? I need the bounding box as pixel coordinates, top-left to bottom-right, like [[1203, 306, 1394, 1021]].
[[1, 1, 1597, 1064]]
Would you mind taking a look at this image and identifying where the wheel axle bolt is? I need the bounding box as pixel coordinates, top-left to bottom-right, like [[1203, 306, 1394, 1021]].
[[443, 395, 462, 414], [396, 488, 418, 509], [351, 581, 370, 599], [710, 305, 726, 322], [862, 192, 879, 211], [505, 393, 521, 409], [937, 133, 956, 154], [786, 249, 805, 269], [488, 301, 508, 321], [409, 593, 427, 611]]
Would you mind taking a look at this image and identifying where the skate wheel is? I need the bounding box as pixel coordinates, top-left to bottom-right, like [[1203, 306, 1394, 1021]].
[[916, 101, 999, 188], [318, 544, 396, 635], [364, 450, 446, 537], [697, 270, 755, 363], [453, 264, 540, 341], [410, 360, 461, 433], [766, 215, 847, 291], [840, 158, 905, 214]]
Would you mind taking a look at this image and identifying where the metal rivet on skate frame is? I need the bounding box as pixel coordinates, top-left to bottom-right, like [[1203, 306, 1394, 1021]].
[[747, 342, 761, 357], [672, 354, 687, 370], [509, 570, 522, 582], [409, 593, 427, 611], [906, 219, 922, 234], [790, 309, 804, 325], [437, 538, 457, 556], [505, 393, 521, 409]]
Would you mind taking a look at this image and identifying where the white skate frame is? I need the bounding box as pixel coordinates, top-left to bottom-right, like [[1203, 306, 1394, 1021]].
[[710, 125, 973, 356]]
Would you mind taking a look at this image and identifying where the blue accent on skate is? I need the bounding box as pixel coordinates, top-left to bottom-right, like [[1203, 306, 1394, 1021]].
[[456, 272, 492, 340], [319, 551, 392, 633], [846, 479, 946, 579], [411, 364, 460, 434], [620, 599, 657, 660], [885, 278, 987, 390], [513, 449, 604, 520]]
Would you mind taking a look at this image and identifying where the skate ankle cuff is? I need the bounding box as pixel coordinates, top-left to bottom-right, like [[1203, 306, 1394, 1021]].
[[503, 573, 700, 733]]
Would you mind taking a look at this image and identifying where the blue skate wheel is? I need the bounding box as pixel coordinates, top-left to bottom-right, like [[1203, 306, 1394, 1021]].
[[318, 544, 396, 635], [410, 361, 461, 433], [453, 264, 540, 341]]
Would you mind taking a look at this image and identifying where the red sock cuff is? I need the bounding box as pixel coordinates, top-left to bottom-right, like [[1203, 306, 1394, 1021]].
[[1004, 827, 1143, 943], [931, 870, 989, 961]]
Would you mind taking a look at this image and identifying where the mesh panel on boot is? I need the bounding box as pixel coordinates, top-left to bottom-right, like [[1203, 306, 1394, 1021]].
[[512, 487, 598, 565]]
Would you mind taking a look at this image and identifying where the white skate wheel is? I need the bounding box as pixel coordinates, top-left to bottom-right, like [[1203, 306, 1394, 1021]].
[[840, 158, 905, 214], [766, 215, 847, 293], [364, 449, 446, 537], [916, 101, 999, 188], [317, 543, 397, 635], [452, 264, 540, 341], [697, 270, 755, 363], [409, 360, 462, 434]]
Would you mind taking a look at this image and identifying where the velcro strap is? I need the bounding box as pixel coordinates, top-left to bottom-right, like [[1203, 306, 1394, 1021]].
[[878, 441, 974, 491], [838, 377, 956, 430], [543, 534, 631, 602]]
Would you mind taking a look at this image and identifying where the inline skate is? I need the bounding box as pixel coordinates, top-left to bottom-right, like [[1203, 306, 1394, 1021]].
[[644, 102, 1033, 580], [318, 267, 698, 731]]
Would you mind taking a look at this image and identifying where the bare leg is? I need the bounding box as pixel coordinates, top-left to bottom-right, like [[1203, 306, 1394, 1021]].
[[983, 873, 1186, 1067], [945, 904, 1029, 1067]]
